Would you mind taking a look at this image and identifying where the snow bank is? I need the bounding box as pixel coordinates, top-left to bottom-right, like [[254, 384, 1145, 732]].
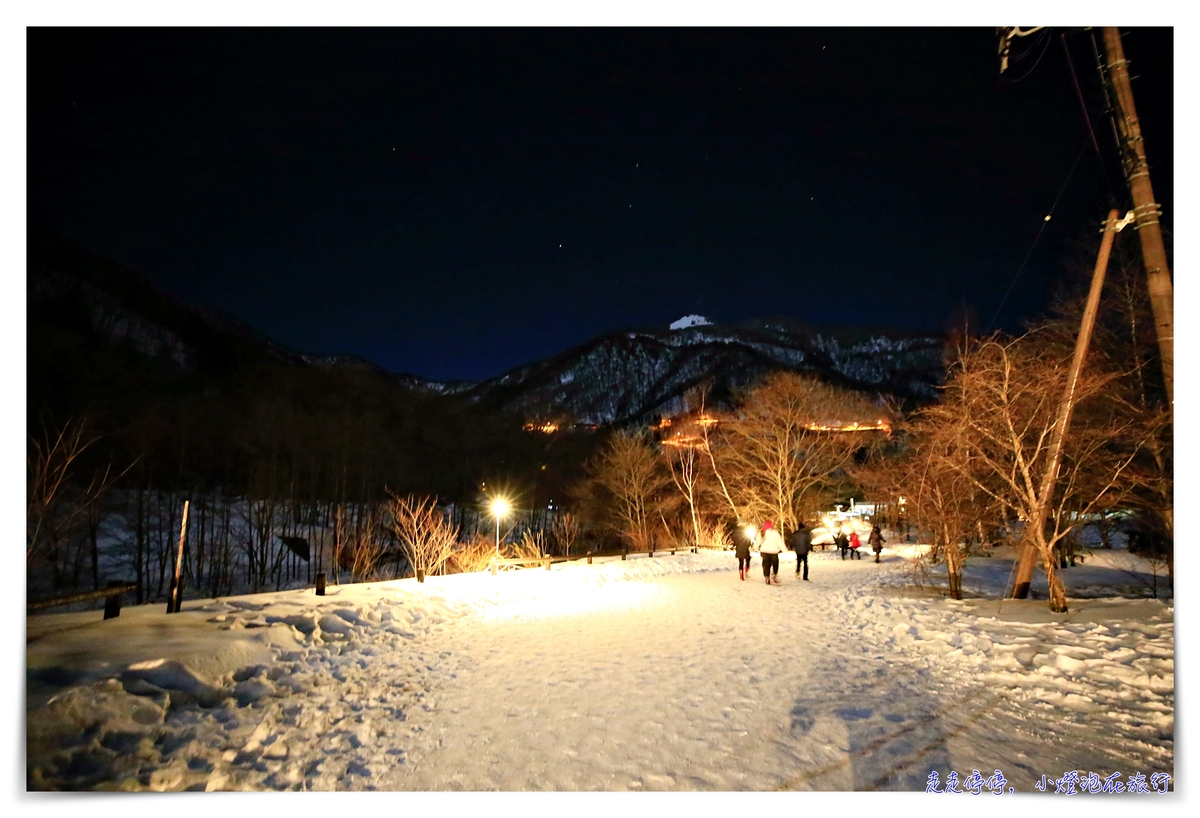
[[26, 548, 1173, 791]]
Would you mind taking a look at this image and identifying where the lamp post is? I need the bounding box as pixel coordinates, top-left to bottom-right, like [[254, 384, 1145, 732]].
[[490, 497, 511, 556]]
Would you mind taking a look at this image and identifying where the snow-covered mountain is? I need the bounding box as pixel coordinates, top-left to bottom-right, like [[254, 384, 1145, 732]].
[[458, 318, 945, 426]]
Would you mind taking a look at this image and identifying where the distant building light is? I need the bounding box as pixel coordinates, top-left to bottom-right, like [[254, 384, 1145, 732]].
[[803, 420, 891, 433], [523, 422, 559, 434]]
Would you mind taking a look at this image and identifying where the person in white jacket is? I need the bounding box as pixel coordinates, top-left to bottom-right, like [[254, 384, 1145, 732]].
[[758, 520, 785, 585]]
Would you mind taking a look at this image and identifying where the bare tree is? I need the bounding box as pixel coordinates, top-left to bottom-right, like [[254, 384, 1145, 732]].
[[27, 418, 129, 592], [587, 429, 675, 551], [710, 373, 887, 532], [661, 420, 707, 549], [348, 504, 390, 582], [863, 419, 995, 600], [386, 493, 458, 579], [445, 534, 490, 574], [550, 512, 579, 557], [921, 335, 1140, 612], [658, 411, 737, 548], [518, 529, 545, 558]]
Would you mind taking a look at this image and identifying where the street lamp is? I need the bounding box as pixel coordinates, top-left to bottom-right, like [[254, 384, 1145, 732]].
[[490, 497, 511, 555]]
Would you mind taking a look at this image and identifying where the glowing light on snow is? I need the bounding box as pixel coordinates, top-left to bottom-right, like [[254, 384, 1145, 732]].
[[458, 571, 661, 622]]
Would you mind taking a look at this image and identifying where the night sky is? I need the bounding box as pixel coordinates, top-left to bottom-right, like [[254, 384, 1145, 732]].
[[27, 27, 1174, 383]]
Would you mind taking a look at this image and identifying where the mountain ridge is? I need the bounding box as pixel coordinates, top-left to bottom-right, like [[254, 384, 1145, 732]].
[[28, 225, 946, 429], [460, 316, 945, 426]]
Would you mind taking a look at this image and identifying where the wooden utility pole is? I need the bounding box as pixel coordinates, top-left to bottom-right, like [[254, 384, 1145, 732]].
[[167, 499, 190, 613], [1101, 27, 1174, 417], [1010, 210, 1123, 599]]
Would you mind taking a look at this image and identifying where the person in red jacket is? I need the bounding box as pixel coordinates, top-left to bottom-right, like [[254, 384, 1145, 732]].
[[848, 530, 863, 560]]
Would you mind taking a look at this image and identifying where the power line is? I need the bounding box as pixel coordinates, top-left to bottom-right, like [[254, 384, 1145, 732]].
[[1000, 29, 1053, 83], [1059, 31, 1119, 206], [985, 137, 1091, 333]]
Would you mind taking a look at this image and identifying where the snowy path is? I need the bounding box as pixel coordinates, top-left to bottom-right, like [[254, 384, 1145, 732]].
[[396, 570, 830, 791], [26, 550, 1174, 791]]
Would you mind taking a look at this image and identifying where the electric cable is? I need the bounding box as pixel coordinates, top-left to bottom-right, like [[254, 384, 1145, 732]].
[[985, 136, 1091, 333], [1000, 29, 1053, 83], [1060, 31, 1120, 207]]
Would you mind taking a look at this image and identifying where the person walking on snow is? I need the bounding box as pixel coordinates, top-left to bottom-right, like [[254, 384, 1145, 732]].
[[869, 524, 885, 563], [732, 522, 753, 581], [788, 520, 813, 581], [835, 527, 850, 560], [848, 530, 862, 560], [758, 520, 785, 585]]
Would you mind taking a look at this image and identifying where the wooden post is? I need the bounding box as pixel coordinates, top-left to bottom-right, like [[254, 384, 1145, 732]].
[[167, 500, 189, 614], [1010, 209, 1121, 602], [103, 581, 124, 620], [544, 557, 551, 570], [315, 572, 326, 596], [587, 552, 593, 565], [621, 549, 627, 561], [334, 504, 343, 586], [1101, 28, 1174, 418], [417, 568, 426, 582]]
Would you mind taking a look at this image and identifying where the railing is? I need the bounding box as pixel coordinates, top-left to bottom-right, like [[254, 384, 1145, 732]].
[[27, 582, 137, 620]]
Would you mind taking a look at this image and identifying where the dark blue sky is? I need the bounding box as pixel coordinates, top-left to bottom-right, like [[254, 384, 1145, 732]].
[[28, 27, 1173, 382]]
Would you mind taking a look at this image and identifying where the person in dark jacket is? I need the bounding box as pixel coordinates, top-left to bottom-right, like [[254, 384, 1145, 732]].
[[835, 528, 850, 560], [869, 524, 885, 563], [732, 522, 754, 581], [788, 521, 813, 581]]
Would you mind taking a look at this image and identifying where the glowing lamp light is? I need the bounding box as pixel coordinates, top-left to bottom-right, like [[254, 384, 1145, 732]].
[[490, 496, 512, 556], [744, 525, 758, 542]]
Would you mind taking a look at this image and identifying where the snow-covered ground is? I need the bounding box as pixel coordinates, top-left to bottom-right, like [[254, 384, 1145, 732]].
[[25, 546, 1173, 792]]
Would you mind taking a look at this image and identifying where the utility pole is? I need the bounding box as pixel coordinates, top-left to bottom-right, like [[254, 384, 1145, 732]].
[[1010, 210, 1126, 599], [1100, 27, 1174, 418]]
